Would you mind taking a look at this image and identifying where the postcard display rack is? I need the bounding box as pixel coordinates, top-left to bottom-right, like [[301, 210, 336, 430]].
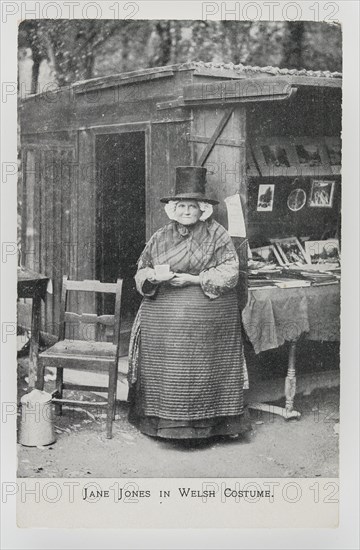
[[246, 134, 341, 288], [244, 123, 341, 419]]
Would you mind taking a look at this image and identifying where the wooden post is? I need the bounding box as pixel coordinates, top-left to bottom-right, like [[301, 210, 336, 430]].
[[28, 292, 42, 388], [248, 340, 301, 420]]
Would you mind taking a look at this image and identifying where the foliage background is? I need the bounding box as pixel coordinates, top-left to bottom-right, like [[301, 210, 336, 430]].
[[18, 20, 342, 94]]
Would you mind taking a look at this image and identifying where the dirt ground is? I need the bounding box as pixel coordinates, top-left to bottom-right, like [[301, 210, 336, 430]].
[[17, 354, 339, 479]]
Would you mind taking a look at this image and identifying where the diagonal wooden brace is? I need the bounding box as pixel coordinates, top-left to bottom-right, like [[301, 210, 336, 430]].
[[198, 107, 235, 166]]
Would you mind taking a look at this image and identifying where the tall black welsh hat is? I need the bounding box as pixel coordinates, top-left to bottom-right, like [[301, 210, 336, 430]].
[[160, 166, 219, 205]]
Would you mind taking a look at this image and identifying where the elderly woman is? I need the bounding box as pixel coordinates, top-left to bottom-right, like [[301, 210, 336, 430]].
[[128, 166, 250, 440]]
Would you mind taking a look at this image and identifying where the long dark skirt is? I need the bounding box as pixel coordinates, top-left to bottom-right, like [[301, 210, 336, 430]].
[[128, 284, 250, 439]]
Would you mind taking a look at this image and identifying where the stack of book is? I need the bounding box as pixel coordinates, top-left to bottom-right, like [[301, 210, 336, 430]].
[[247, 263, 340, 289]]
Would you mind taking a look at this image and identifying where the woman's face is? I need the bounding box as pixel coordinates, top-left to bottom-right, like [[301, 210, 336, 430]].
[[174, 200, 202, 225]]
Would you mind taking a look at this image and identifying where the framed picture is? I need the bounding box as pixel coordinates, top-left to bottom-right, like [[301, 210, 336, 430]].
[[251, 245, 283, 265], [287, 188, 307, 212], [324, 137, 341, 175], [252, 137, 299, 176], [293, 137, 330, 176], [256, 184, 275, 212], [309, 179, 335, 208], [304, 239, 340, 265], [270, 236, 310, 266]]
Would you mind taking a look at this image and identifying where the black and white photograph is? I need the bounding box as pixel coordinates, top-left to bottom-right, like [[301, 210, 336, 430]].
[[309, 179, 336, 207], [325, 138, 341, 166], [304, 239, 340, 265], [270, 237, 311, 265], [261, 144, 290, 168], [251, 245, 283, 266], [295, 141, 322, 167], [1, 3, 359, 540], [325, 137, 342, 175], [252, 137, 299, 176], [256, 184, 275, 211], [15, 12, 341, 508]]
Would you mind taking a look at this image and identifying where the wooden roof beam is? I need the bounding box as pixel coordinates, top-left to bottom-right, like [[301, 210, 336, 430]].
[[155, 78, 300, 110], [179, 76, 340, 107], [183, 78, 298, 106]]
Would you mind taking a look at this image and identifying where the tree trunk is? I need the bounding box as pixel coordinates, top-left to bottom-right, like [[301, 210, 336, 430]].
[[30, 47, 42, 94], [120, 32, 129, 71], [282, 22, 305, 69], [84, 53, 95, 80], [155, 21, 172, 66], [222, 22, 241, 65]]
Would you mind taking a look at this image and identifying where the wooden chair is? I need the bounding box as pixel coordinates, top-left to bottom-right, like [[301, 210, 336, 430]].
[[36, 276, 123, 439]]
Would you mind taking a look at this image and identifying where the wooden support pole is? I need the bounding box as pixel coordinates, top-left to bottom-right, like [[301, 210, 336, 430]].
[[29, 292, 41, 388], [285, 341, 297, 412]]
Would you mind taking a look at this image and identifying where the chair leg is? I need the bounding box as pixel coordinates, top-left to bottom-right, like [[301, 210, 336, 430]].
[[106, 363, 117, 439], [55, 368, 64, 416], [35, 361, 45, 391], [113, 358, 119, 421]]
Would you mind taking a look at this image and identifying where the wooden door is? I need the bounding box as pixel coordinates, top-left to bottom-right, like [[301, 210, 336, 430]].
[[21, 144, 75, 335], [95, 131, 146, 317]]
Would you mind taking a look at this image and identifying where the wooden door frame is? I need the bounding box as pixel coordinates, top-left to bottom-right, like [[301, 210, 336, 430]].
[[88, 123, 149, 319], [89, 122, 151, 239]]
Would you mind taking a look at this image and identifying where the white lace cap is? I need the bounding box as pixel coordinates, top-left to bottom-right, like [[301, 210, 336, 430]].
[[164, 200, 213, 221]]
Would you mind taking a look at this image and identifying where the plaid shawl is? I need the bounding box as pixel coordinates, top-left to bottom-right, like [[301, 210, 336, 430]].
[[137, 219, 236, 274]]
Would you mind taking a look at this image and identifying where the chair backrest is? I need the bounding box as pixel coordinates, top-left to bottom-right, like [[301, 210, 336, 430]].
[[59, 276, 123, 349]]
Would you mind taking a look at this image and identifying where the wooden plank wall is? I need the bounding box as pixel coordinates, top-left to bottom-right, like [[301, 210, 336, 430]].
[[21, 141, 77, 337], [74, 130, 96, 335], [23, 150, 36, 271], [192, 106, 247, 230], [149, 120, 192, 236]]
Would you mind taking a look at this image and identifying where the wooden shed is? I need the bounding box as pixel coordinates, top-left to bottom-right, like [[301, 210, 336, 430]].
[[19, 61, 342, 347]]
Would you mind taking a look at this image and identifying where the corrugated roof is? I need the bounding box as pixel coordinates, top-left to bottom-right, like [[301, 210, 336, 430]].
[[179, 60, 342, 79]]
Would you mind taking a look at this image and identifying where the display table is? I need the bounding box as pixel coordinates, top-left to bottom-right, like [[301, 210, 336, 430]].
[[242, 282, 340, 418], [17, 268, 49, 388]]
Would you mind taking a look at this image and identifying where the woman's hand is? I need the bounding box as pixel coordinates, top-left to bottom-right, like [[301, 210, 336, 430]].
[[169, 273, 200, 287], [147, 268, 161, 284], [147, 268, 174, 284]]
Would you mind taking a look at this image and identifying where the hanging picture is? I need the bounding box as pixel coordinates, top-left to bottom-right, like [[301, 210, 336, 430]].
[[296, 143, 322, 166], [270, 237, 310, 266], [253, 136, 339, 177], [294, 136, 332, 176], [252, 137, 298, 176], [293, 137, 331, 176], [324, 137, 341, 175], [309, 179, 335, 208], [256, 184, 275, 211], [287, 188, 307, 212], [262, 145, 290, 168]]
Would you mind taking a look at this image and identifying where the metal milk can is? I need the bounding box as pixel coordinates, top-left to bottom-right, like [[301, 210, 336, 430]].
[[19, 389, 56, 447]]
